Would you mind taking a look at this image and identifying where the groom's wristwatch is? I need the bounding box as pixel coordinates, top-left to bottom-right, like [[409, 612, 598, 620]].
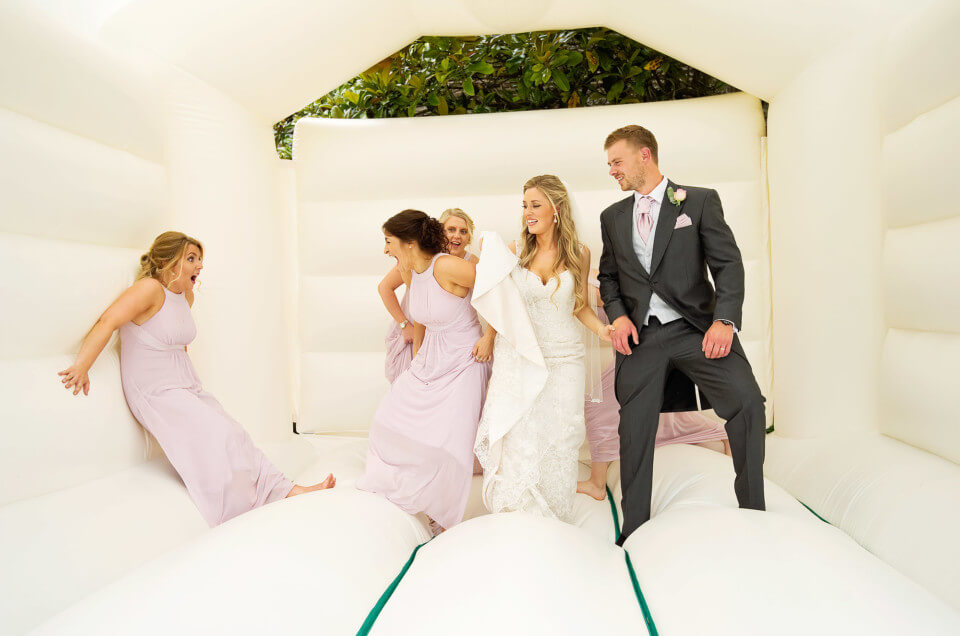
[[715, 319, 738, 333]]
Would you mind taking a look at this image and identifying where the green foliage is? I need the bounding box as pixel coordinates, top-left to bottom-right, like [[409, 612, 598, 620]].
[[273, 27, 736, 159]]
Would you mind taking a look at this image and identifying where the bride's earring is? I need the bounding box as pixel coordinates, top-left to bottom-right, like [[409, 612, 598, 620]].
[[553, 213, 559, 224]]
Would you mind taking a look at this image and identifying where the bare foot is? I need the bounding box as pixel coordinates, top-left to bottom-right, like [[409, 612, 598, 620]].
[[577, 479, 607, 501], [427, 516, 445, 537], [286, 473, 336, 497]]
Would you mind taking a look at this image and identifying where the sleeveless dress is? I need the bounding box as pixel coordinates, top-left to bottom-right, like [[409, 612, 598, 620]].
[[384, 251, 475, 383], [384, 292, 413, 383], [119, 286, 293, 527], [474, 234, 586, 523], [358, 254, 491, 529]]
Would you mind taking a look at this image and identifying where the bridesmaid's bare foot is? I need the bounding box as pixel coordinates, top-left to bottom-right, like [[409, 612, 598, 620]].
[[427, 516, 445, 537], [577, 478, 607, 501], [286, 474, 336, 497]]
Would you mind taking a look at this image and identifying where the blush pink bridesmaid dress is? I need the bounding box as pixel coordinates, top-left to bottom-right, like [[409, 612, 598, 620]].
[[119, 286, 293, 526], [358, 253, 491, 529]]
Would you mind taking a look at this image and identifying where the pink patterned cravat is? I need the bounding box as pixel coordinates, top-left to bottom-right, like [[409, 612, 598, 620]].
[[636, 195, 654, 244]]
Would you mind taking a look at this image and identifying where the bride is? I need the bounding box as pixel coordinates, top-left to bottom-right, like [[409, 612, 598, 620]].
[[473, 175, 612, 523]]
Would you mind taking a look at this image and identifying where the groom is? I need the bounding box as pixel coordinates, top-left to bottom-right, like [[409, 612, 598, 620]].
[[597, 125, 766, 545]]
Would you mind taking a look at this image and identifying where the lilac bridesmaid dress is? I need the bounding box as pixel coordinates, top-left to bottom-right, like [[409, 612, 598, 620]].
[[585, 305, 728, 463], [358, 254, 491, 529], [384, 292, 413, 383], [384, 252, 473, 384], [119, 286, 293, 526]]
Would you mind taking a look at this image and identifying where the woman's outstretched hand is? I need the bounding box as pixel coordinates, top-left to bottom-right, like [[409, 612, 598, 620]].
[[58, 364, 90, 396]]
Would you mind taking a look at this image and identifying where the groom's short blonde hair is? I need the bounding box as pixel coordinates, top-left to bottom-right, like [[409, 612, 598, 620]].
[[604, 125, 659, 164]]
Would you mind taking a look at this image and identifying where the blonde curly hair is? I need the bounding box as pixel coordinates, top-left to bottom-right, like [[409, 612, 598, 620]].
[[439, 208, 475, 246], [136, 231, 203, 288]]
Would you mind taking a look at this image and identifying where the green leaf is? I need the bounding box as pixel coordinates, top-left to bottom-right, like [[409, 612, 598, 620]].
[[467, 61, 495, 75], [565, 51, 583, 66], [586, 50, 599, 72], [407, 103, 417, 117], [427, 93, 440, 107], [344, 90, 359, 104], [463, 77, 475, 96], [553, 69, 570, 92], [437, 96, 448, 115], [607, 80, 624, 101]]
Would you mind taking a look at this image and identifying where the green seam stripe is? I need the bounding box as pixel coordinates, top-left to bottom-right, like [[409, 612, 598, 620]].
[[605, 485, 621, 541], [625, 550, 659, 636], [606, 486, 659, 636], [799, 500, 830, 524], [357, 541, 427, 635]]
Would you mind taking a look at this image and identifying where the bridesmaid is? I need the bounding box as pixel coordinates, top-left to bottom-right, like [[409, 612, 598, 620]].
[[576, 274, 729, 501], [379, 208, 479, 383], [358, 210, 491, 534], [58, 231, 335, 526]]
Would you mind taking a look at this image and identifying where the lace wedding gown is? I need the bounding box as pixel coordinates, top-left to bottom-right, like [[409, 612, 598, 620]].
[[473, 233, 585, 523]]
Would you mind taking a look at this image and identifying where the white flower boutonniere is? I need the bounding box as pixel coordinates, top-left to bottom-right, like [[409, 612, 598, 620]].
[[666, 186, 687, 207]]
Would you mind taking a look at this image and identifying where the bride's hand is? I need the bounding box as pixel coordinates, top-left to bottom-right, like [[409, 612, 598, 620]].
[[598, 324, 615, 343], [58, 364, 90, 396], [472, 333, 494, 363]]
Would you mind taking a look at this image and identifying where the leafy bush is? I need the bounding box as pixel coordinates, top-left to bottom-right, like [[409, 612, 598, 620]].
[[273, 27, 736, 159]]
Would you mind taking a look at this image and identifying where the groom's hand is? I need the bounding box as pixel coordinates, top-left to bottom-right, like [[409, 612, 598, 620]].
[[702, 321, 734, 359], [611, 316, 639, 355]]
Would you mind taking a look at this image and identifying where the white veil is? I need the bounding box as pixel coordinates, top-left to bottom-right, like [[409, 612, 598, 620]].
[[558, 177, 605, 404]]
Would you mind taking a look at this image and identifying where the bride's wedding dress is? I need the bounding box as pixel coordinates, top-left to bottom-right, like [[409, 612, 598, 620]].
[[473, 233, 586, 523]]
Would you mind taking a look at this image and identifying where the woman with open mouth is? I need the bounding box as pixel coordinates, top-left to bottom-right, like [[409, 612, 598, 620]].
[[58, 231, 336, 526], [379, 208, 480, 383]]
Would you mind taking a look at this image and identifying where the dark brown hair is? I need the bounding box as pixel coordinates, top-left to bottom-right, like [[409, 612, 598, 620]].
[[604, 125, 659, 164], [383, 209, 447, 255]]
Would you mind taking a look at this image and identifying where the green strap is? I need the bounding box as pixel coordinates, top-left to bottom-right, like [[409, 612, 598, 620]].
[[359, 490, 663, 635], [606, 487, 659, 636], [357, 540, 427, 635], [605, 485, 622, 543], [799, 500, 830, 524]]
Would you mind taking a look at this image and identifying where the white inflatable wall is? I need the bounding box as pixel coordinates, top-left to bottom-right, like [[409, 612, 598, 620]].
[[1, 0, 958, 633], [765, 3, 960, 607], [294, 93, 771, 433]]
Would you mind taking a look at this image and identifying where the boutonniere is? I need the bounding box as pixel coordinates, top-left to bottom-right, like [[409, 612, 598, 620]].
[[666, 187, 687, 207]]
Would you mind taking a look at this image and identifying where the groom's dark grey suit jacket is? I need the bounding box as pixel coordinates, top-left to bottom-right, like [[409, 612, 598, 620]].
[[598, 180, 748, 412]]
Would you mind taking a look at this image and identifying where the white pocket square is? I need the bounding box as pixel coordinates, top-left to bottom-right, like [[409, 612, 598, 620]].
[[674, 214, 692, 229]]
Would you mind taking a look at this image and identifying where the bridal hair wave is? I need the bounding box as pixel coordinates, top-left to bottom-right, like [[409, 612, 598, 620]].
[[519, 175, 586, 314], [136, 231, 204, 287], [383, 209, 448, 256], [439, 208, 475, 246]]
